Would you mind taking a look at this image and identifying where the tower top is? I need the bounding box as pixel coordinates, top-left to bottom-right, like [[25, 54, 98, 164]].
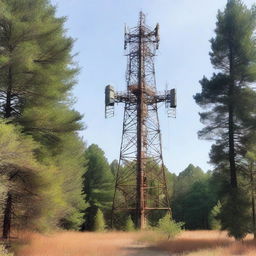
[[139, 11, 146, 26], [124, 11, 160, 51]]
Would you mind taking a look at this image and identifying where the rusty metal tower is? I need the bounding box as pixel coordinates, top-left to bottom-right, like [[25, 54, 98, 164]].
[[105, 12, 177, 229]]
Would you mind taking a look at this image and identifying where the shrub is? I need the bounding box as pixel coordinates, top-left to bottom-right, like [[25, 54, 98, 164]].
[[92, 209, 105, 232], [124, 215, 135, 231], [209, 201, 221, 230], [157, 213, 183, 240]]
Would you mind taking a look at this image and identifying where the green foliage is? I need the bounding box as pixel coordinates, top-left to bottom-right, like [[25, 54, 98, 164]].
[[194, 0, 256, 183], [173, 164, 205, 198], [209, 201, 222, 230], [0, 120, 62, 232], [110, 160, 119, 177], [220, 188, 251, 240], [0, 120, 37, 168], [182, 180, 216, 230], [0, 0, 81, 121], [0, 0, 86, 235], [157, 213, 183, 240], [172, 165, 218, 230], [124, 215, 135, 231], [83, 144, 114, 208], [53, 134, 87, 230], [82, 144, 113, 230], [194, 0, 256, 239], [93, 209, 105, 232]]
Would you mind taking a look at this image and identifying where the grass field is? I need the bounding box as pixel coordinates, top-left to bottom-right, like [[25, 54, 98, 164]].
[[15, 231, 140, 256], [11, 230, 256, 256], [157, 230, 256, 256]]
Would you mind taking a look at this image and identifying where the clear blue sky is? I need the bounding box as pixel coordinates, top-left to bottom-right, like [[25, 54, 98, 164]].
[[51, 0, 255, 174]]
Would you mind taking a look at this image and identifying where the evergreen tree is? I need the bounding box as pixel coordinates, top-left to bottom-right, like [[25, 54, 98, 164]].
[[171, 165, 220, 230], [82, 144, 114, 230], [54, 134, 87, 230], [242, 148, 256, 239], [93, 209, 105, 232], [219, 188, 251, 240], [0, 0, 86, 235], [194, 0, 256, 238], [172, 164, 206, 224], [182, 180, 216, 229], [0, 120, 62, 237], [209, 201, 222, 230], [194, 0, 256, 188]]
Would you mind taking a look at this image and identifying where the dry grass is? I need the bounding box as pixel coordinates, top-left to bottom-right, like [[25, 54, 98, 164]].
[[12, 230, 256, 256], [157, 230, 256, 256], [15, 231, 141, 256]]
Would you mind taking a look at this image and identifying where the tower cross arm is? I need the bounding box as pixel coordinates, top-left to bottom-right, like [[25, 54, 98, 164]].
[[147, 88, 177, 108], [114, 91, 137, 104]]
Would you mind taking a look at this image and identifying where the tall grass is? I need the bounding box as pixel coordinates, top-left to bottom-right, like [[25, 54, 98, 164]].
[[13, 230, 256, 256], [157, 230, 256, 256], [15, 231, 140, 256]]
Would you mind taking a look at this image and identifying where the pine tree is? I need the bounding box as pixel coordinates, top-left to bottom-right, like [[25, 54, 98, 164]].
[[82, 144, 114, 230], [0, 120, 63, 237], [209, 201, 222, 230], [93, 209, 105, 232], [0, 0, 86, 235], [243, 149, 256, 239], [219, 188, 251, 240], [194, 0, 256, 238], [53, 134, 87, 230], [194, 0, 256, 188]]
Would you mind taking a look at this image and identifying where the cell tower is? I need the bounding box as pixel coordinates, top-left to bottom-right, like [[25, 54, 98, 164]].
[[105, 12, 177, 229]]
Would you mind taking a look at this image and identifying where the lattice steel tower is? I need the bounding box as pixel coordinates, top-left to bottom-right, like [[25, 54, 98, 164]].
[[105, 12, 177, 229]]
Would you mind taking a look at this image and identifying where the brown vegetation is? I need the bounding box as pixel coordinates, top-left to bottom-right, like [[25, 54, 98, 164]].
[[15, 231, 140, 256], [11, 230, 256, 256], [157, 230, 256, 256]]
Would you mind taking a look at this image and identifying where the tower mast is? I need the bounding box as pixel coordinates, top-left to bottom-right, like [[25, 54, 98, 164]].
[[105, 12, 176, 229], [137, 12, 146, 229]]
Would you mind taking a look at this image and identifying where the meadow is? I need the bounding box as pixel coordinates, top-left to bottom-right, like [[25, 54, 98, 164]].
[[157, 231, 256, 256], [8, 230, 256, 256]]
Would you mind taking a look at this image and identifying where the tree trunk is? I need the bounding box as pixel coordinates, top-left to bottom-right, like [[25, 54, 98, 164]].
[[252, 194, 256, 240], [250, 163, 256, 240], [228, 102, 237, 188], [4, 66, 13, 118], [2, 67, 13, 239], [2, 193, 12, 239], [228, 44, 237, 188]]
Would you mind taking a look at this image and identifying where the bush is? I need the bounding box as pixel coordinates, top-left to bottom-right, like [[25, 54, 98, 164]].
[[157, 213, 183, 240], [92, 209, 105, 232], [209, 201, 221, 230], [124, 215, 135, 231]]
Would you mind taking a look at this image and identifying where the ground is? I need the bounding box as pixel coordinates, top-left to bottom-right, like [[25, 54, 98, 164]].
[[123, 243, 169, 256], [12, 230, 256, 256]]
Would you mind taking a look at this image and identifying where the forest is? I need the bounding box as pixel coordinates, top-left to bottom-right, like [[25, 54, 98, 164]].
[[1, 0, 256, 256]]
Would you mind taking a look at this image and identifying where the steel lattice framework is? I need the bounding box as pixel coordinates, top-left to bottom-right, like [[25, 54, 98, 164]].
[[105, 12, 176, 229]]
